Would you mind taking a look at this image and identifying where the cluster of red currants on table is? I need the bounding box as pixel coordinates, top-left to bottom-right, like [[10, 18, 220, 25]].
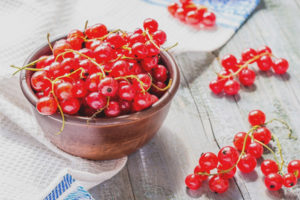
[[209, 46, 289, 96], [12, 18, 175, 133], [167, 0, 216, 27], [185, 110, 298, 193]]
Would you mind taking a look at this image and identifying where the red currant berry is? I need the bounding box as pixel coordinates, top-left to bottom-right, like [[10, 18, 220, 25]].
[[252, 127, 271, 145], [85, 23, 108, 39], [31, 71, 51, 91], [218, 146, 239, 167], [209, 175, 229, 193], [217, 164, 236, 179], [152, 30, 167, 45], [185, 174, 202, 190], [110, 60, 130, 78], [287, 160, 300, 178], [167, 2, 179, 16], [86, 73, 101, 92], [55, 82, 74, 100], [199, 152, 218, 170], [217, 70, 231, 86], [67, 36, 83, 50], [68, 29, 84, 39], [141, 56, 158, 71], [194, 165, 210, 181], [105, 101, 121, 117], [98, 77, 119, 97], [132, 42, 148, 59], [248, 110, 266, 126], [237, 153, 257, 173], [119, 84, 135, 101], [185, 10, 200, 25], [261, 160, 279, 176], [273, 58, 289, 74], [257, 46, 272, 55], [132, 92, 153, 111], [106, 33, 125, 49], [150, 81, 166, 97], [53, 39, 72, 58], [175, 8, 187, 22], [145, 41, 160, 56], [202, 11, 216, 27], [265, 173, 283, 191], [233, 132, 251, 151], [242, 48, 257, 63], [153, 64, 168, 82], [85, 92, 107, 110], [283, 173, 297, 188], [223, 80, 240, 95], [36, 56, 48, 69], [72, 80, 87, 98], [257, 55, 273, 71], [132, 74, 152, 92], [239, 68, 256, 86], [60, 98, 81, 115], [209, 80, 223, 94], [143, 18, 158, 33], [36, 96, 57, 115], [94, 44, 114, 63], [247, 142, 263, 159], [119, 100, 131, 114], [221, 54, 237, 71]]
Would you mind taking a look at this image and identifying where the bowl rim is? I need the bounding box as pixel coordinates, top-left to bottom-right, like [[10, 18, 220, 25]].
[[20, 36, 180, 127]]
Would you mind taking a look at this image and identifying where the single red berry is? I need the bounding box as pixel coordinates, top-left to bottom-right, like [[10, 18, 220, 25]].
[[221, 54, 237, 71], [208, 175, 229, 193], [261, 160, 279, 176], [53, 39, 72, 58], [152, 30, 167, 45], [132, 74, 152, 92], [185, 10, 200, 25], [119, 100, 131, 114], [252, 127, 272, 145], [55, 82, 74, 100], [199, 152, 218, 170], [31, 71, 51, 91], [241, 48, 257, 63], [85, 92, 107, 110], [150, 81, 166, 97], [247, 142, 263, 159], [257, 55, 273, 71], [194, 165, 210, 181], [132, 42, 149, 59], [141, 56, 158, 71], [273, 58, 289, 74], [223, 80, 240, 95], [86, 73, 101, 92], [36, 96, 57, 115], [143, 18, 159, 33], [105, 101, 121, 117], [233, 132, 251, 151], [145, 41, 160, 56], [128, 33, 147, 45], [202, 11, 216, 27], [98, 77, 119, 97], [167, 2, 179, 16], [72, 80, 87, 98], [217, 164, 236, 179], [218, 146, 239, 167], [60, 98, 81, 115], [119, 84, 135, 101], [94, 44, 114, 63], [248, 110, 266, 126], [257, 46, 272, 55], [175, 8, 187, 22], [153, 64, 168, 82], [85, 23, 108, 39], [110, 60, 130, 77], [217, 70, 232, 86], [36, 56, 48, 69], [283, 173, 297, 188], [68, 29, 84, 39], [132, 92, 153, 111], [209, 80, 223, 94], [196, 7, 207, 22], [106, 33, 125, 49], [287, 160, 300, 178], [185, 174, 202, 190], [265, 173, 283, 191], [67, 36, 83, 50], [239, 68, 256, 86], [47, 61, 65, 78], [237, 153, 257, 173]]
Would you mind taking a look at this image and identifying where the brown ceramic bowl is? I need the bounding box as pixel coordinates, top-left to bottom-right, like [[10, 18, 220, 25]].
[[20, 37, 180, 160]]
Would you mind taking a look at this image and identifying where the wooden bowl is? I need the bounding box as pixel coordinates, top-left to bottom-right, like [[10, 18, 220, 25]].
[[20, 37, 180, 160]]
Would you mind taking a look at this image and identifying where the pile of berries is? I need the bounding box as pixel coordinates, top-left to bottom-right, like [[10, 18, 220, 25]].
[[12, 18, 173, 133], [185, 110, 298, 193], [209, 46, 289, 96], [167, 0, 216, 27]]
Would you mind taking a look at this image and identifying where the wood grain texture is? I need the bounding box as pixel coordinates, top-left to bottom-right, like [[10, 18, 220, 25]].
[[90, 0, 300, 199]]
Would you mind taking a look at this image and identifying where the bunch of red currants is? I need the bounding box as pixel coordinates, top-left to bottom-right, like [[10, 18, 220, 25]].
[[185, 110, 298, 193], [15, 18, 173, 122], [209, 46, 289, 96], [167, 0, 216, 27]]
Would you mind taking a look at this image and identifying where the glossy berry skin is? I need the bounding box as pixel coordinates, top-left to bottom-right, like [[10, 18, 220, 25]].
[[31, 71, 51, 91], [185, 174, 202, 190], [233, 132, 251, 151], [223, 80, 240, 95], [194, 165, 210, 181], [218, 146, 239, 167], [209, 80, 223, 94], [153, 64, 168, 82], [186, 11, 200, 25], [217, 164, 236, 179], [132, 42, 148, 59], [261, 160, 279, 176], [36, 96, 57, 115], [94, 44, 113, 63], [132, 74, 152, 92], [209, 175, 229, 193], [257, 46, 272, 54], [265, 173, 283, 191], [153, 30, 167, 45], [257, 55, 273, 71], [199, 152, 218, 170], [72, 80, 87, 98], [132, 92, 153, 111], [248, 110, 266, 126], [252, 127, 272, 145], [141, 56, 158, 71], [143, 18, 158, 33], [217, 70, 231, 86], [221, 54, 237, 71], [55, 82, 73, 100], [98, 77, 119, 97], [202, 11, 216, 27], [273, 58, 289, 74], [53, 39, 72, 58], [241, 48, 257, 63], [85, 92, 107, 110], [119, 84, 135, 101], [105, 101, 121, 117], [283, 173, 297, 188], [119, 100, 131, 114], [287, 160, 300, 178], [110, 60, 130, 77], [167, 2, 179, 16], [86, 73, 101, 92], [247, 142, 263, 159], [175, 8, 186, 22], [60, 98, 81, 115], [237, 154, 257, 173], [85, 23, 108, 39], [239, 68, 256, 86]]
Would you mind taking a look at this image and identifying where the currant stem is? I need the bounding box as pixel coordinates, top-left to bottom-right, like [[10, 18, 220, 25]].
[[151, 79, 173, 91], [47, 33, 53, 52], [265, 118, 295, 139], [11, 56, 48, 75], [115, 75, 147, 94], [87, 96, 110, 122]]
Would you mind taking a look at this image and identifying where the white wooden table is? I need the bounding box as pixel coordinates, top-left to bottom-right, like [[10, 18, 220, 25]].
[[90, 0, 300, 199]]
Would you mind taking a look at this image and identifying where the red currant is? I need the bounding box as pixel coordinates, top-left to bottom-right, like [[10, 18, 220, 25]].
[[241, 48, 257, 63], [257, 46, 272, 54], [252, 127, 272, 145], [246, 142, 263, 158], [118, 84, 135, 101], [209, 80, 223, 94], [283, 173, 297, 188], [248, 110, 266, 126], [85, 92, 107, 110], [223, 80, 240, 95], [153, 64, 168, 82], [85, 23, 108, 39], [217, 164, 236, 179], [233, 132, 251, 151], [202, 11, 216, 27], [167, 3, 179, 16], [86, 73, 101, 92], [261, 160, 278, 176], [209, 175, 229, 193], [185, 11, 200, 25], [221, 54, 237, 71], [36, 96, 57, 115], [237, 153, 257, 173], [132, 42, 148, 59], [273, 58, 289, 74], [143, 18, 158, 33], [72, 80, 87, 98], [110, 60, 130, 77], [98, 77, 119, 97], [60, 98, 81, 115], [199, 152, 218, 170], [257, 55, 273, 71], [218, 146, 239, 167], [152, 30, 167, 45], [194, 165, 210, 181], [31, 71, 51, 91], [105, 101, 121, 117], [264, 173, 283, 191], [239, 68, 256, 86], [185, 174, 202, 190], [287, 160, 300, 178], [55, 82, 74, 100]]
